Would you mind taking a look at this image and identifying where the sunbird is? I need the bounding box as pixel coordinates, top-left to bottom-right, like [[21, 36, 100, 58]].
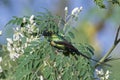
[[42, 30, 98, 62]]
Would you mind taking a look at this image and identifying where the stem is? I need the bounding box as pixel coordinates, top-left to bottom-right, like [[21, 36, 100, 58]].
[[95, 44, 115, 67], [95, 26, 120, 67], [63, 15, 72, 34], [100, 45, 115, 62]]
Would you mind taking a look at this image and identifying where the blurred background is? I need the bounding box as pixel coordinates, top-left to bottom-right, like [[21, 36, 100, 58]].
[[0, 0, 120, 79]]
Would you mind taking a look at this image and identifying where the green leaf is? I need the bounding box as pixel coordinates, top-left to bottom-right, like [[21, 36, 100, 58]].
[[68, 31, 75, 39], [42, 67, 53, 79], [2, 12, 96, 80], [110, 0, 120, 5], [94, 0, 105, 8]]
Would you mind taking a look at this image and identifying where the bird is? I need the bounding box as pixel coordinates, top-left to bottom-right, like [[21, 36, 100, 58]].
[[42, 30, 98, 62]]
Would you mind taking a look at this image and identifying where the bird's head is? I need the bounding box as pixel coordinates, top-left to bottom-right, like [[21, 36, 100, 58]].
[[42, 29, 56, 42], [42, 30, 53, 36]]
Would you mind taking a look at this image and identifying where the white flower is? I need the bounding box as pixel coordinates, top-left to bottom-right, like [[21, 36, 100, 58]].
[[71, 7, 79, 15], [96, 69, 110, 80], [53, 62, 56, 67], [9, 52, 20, 61], [0, 57, 2, 63], [71, 6, 83, 17], [29, 15, 35, 24], [106, 70, 110, 75], [15, 47, 21, 52], [30, 20, 34, 24], [13, 27, 24, 41], [7, 42, 12, 52], [16, 27, 19, 31], [39, 75, 43, 80], [7, 38, 13, 44], [24, 43, 28, 48], [64, 7, 68, 11], [99, 69, 104, 75], [105, 70, 110, 79], [0, 30, 2, 35], [13, 33, 23, 41], [96, 69, 104, 75], [23, 17, 26, 23], [64, 6, 68, 21], [30, 15, 34, 20], [43, 61, 47, 66], [80, 6, 83, 10], [100, 77, 105, 80], [33, 23, 36, 26], [26, 37, 31, 43], [13, 34, 20, 41], [0, 66, 3, 73], [26, 24, 30, 28]]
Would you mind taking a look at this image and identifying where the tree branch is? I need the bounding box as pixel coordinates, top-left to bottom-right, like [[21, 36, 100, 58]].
[[95, 26, 120, 68], [114, 26, 120, 45]]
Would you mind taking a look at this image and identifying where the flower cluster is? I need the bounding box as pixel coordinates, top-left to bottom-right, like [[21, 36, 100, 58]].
[[95, 69, 111, 80], [6, 15, 39, 61], [21, 15, 39, 47], [71, 7, 83, 18], [64, 6, 83, 21], [21, 15, 39, 39], [63, 6, 83, 33], [7, 28, 24, 61]]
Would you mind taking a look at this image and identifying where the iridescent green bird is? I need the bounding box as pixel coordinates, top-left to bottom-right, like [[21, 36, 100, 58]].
[[42, 30, 97, 61]]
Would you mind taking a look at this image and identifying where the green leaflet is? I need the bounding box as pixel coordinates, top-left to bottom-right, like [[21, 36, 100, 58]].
[[73, 43, 94, 58], [94, 0, 120, 8], [2, 12, 95, 80], [94, 0, 105, 8]]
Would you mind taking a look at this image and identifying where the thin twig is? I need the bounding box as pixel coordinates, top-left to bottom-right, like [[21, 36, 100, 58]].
[[114, 26, 120, 45], [116, 39, 120, 45], [95, 26, 120, 68]]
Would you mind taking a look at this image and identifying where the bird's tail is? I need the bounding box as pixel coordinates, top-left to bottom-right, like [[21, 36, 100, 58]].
[[76, 51, 98, 62]]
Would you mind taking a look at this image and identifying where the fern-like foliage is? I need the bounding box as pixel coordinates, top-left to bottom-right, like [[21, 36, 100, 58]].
[[13, 39, 94, 80], [94, 0, 120, 8], [1, 11, 95, 80]]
